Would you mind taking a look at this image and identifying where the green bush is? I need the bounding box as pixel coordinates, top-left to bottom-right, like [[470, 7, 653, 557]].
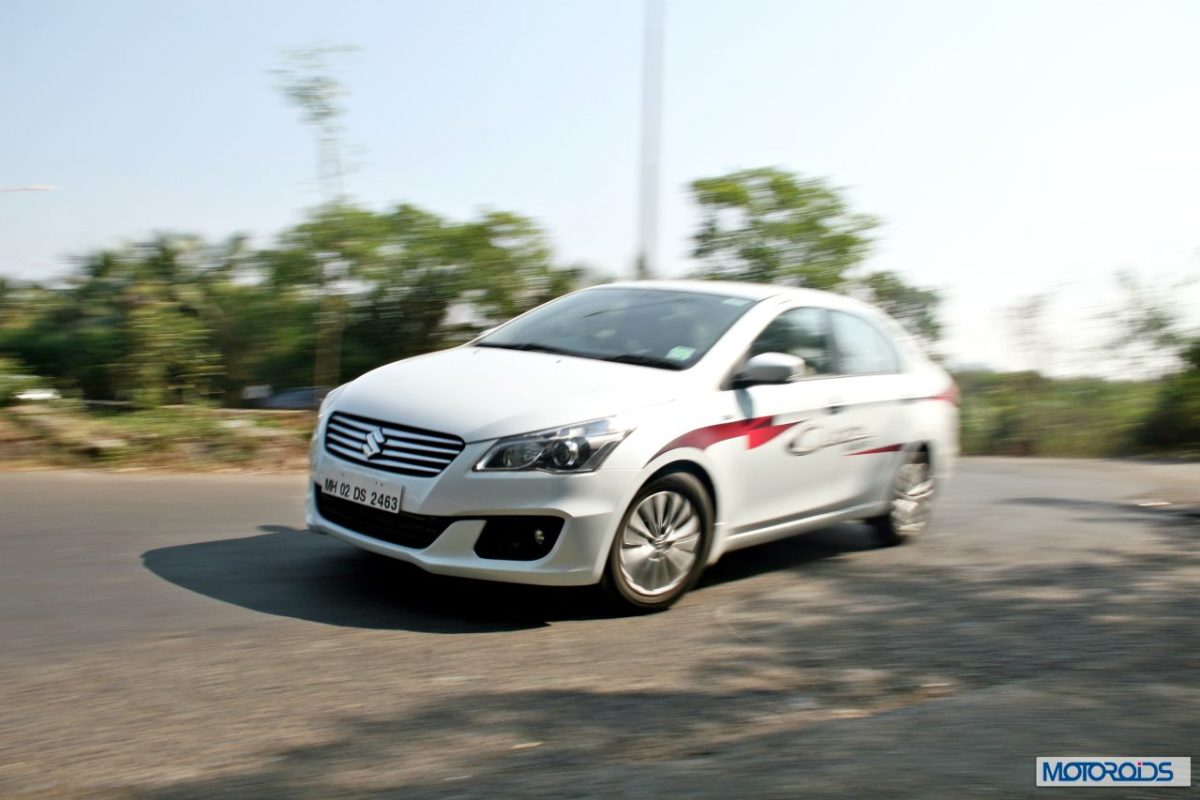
[[1136, 339, 1200, 453], [956, 370, 1158, 457]]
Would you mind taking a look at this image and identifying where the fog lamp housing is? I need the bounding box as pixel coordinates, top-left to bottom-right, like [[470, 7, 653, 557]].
[[473, 517, 564, 561]]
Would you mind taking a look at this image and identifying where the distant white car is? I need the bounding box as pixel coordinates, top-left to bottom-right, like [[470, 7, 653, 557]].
[[307, 281, 958, 610], [14, 388, 61, 402]]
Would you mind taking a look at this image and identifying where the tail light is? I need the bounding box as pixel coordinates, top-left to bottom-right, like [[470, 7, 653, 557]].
[[931, 380, 959, 406]]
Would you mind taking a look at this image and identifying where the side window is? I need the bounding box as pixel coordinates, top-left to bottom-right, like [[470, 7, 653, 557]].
[[748, 308, 834, 375], [831, 311, 900, 374]]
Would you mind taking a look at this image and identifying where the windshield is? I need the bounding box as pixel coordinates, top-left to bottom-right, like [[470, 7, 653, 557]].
[[475, 287, 758, 370]]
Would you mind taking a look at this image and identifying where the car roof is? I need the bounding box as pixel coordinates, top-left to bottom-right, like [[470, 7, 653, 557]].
[[594, 279, 856, 308]]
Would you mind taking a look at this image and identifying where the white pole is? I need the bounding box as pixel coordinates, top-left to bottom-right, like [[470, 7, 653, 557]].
[[635, 0, 665, 280]]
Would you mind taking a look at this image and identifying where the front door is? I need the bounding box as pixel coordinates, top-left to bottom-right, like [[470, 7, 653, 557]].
[[720, 307, 854, 531]]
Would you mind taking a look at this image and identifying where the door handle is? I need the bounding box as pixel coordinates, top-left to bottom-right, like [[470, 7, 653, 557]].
[[827, 399, 845, 415]]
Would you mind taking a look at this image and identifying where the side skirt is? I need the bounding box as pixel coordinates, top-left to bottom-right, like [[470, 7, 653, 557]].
[[711, 500, 888, 561]]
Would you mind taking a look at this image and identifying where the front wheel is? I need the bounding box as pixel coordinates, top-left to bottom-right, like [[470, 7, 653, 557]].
[[602, 472, 713, 612], [868, 449, 936, 546]]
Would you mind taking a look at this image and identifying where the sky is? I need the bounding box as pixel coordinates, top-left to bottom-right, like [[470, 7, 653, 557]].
[[3, 0, 1199, 373]]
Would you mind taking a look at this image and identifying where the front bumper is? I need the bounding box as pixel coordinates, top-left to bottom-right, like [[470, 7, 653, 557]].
[[306, 443, 639, 586]]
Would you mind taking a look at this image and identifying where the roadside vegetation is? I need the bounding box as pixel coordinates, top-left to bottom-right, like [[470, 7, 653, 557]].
[[1, 167, 1195, 470], [958, 371, 1165, 458], [0, 401, 313, 471]]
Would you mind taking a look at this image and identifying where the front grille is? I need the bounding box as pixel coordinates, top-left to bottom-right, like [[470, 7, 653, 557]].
[[324, 411, 465, 477], [314, 484, 453, 549]]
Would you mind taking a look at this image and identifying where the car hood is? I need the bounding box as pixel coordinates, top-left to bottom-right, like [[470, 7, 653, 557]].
[[332, 346, 685, 441]]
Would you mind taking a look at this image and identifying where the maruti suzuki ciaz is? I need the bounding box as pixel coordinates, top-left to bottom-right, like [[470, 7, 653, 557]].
[[306, 280, 958, 610]]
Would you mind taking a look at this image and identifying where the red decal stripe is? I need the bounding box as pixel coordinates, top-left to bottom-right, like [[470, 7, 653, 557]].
[[847, 443, 902, 456], [651, 416, 798, 462]]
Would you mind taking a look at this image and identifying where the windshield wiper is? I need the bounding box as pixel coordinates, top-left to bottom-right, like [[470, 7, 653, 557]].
[[477, 342, 685, 370], [475, 341, 583, 357], [599, 353, 686, 370]]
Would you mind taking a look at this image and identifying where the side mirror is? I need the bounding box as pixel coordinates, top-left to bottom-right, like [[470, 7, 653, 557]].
[[735, 352, 806, 386]]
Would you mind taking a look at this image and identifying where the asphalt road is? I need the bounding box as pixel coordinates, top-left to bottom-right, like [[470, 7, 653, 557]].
[[2, 459, 1198, 799]]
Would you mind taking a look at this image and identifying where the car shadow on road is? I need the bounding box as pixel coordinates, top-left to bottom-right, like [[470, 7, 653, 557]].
[[133, 514, 1200, 800], [699, 522, 882, 590], [141, 523, 879, 634], [143, 526, 591, 633]]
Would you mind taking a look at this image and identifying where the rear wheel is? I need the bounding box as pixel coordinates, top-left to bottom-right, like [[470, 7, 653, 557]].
[[869, 449, 935, 545], [602, 472, 713, 612]]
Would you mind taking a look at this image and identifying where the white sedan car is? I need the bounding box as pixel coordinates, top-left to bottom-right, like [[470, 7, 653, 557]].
[[307, 280, 958, 610]]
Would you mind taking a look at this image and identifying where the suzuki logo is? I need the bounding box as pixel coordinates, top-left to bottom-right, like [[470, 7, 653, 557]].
[[361, 429, 385, 459]]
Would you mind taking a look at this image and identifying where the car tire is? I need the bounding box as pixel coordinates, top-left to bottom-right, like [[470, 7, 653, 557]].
[[602, 471, 714, 612], [868, 448, 936, 546]]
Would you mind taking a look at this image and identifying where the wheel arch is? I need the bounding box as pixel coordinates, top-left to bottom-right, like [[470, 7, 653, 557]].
[[601, 458, 720, 610], [909, 437, 954, 484], [643, 459, 718, 523], [870, 440, 934, 511]]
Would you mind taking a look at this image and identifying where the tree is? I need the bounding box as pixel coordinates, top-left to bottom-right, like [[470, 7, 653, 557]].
[[1136, 337, 1200, 451], [121, 299, 221, 405], [274, 44, 359, 389], [0, 202, 584, 404], [690, 167, 877, 288], [262, 202, 583, 379], [0, 234, 231, 402], [852, 270, 942, 350], [454, 210, 576, 321], [340, 204, 582, 372], [273, 45, 357, 205], [1107, 270, 1190, 378]]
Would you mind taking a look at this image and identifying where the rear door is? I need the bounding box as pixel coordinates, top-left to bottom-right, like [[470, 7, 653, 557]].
[[824, 310, 908, 504]]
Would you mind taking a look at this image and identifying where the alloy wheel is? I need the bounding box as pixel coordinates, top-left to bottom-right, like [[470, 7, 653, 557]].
[[890, 459, 935, 536], [618, 490, 702, 596]]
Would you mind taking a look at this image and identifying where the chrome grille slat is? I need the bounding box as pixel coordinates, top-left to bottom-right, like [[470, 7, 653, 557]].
[[377, 429, 461, 447], [325, 441, 371, 463], [377, 448, 452, 466], [381, 437, 461, 453], [324, 412, 465, 477], [326, 429, 365, 448], [377, 442, 458, 459], [367, 459, 442, 474], [327, 416, 376, 433], [327, 420, 376, 439]]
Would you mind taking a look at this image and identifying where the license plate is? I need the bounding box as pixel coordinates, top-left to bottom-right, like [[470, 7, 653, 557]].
[[319, 472, 403, 513]]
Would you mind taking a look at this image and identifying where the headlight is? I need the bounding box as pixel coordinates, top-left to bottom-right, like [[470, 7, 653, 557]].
[[474, 417, 632, 473]]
